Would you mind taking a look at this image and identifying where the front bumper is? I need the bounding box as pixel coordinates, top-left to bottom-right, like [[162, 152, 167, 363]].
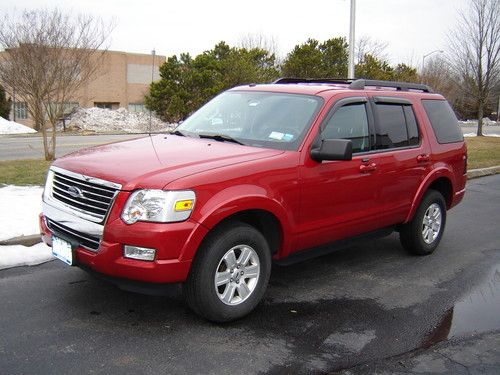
[[40, 197, 208, 284]]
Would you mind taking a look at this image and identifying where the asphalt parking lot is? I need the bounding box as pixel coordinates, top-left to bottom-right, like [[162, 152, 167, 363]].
[[0, 175, 499, 374]]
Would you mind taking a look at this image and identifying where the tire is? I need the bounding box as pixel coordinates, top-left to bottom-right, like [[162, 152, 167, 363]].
[[400, 189, 447, 255], [183, 222, 271, 322]]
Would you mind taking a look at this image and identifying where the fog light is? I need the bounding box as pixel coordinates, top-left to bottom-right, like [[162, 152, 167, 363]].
[[123, 245, 156, 261]]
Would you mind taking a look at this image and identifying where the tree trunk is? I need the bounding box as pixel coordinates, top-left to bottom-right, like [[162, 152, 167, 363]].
[[477, 100, 484, 136], [49, 121, 56, 161]]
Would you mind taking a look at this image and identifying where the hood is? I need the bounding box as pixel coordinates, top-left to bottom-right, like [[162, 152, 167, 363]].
[[52, 134, 283, 190]]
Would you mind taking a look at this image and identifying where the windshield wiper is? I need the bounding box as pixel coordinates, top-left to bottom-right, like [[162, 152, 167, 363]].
[[198, 133, 245, 145], [169, 129, 186, 137]]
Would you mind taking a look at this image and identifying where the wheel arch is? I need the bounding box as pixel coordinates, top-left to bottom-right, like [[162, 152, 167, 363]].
[[180, 192, 293, 261], [405, 169, 454, 223]]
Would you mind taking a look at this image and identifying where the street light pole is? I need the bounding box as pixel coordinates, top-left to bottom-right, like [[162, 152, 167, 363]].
[[348, 0, 356, 79], [421, 50, 444, 75]]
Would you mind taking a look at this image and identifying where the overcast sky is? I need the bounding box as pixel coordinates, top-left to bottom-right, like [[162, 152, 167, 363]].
[[2, 0, 469, 66]]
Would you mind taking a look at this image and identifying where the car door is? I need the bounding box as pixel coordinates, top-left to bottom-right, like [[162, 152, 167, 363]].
[[296, 94, 381, 252], [367, 96, 432, 227]]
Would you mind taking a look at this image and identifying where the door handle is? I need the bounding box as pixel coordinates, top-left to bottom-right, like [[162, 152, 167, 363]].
[[417, 154, 430, 162], [359, 163, 377, 173]]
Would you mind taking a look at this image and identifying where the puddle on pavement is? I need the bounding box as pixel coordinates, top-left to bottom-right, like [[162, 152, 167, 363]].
[[423, 262, 500, 347], [448, 263, 500, 338]]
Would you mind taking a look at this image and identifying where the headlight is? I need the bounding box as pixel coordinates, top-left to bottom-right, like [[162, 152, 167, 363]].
[[121, 190, 195, 224], [43, 169, 55, 202]]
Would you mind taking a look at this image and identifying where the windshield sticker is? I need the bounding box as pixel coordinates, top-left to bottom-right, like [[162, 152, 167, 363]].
[[282, 133, 294, 141], [269, 131, 284, 140]]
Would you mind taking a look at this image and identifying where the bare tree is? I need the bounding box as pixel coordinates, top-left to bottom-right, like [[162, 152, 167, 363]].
[[421, 56, 468, 116], [238, 33, 280, 60], [448, 0, 500, 135], [0, 9, 112, 160], [356, 36, 388, 64]]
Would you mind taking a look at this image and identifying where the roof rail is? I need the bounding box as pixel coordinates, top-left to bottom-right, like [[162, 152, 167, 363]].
[[272, 77, 434, 93], [349, 79, 433, 93], [273, 77, 355, 85]]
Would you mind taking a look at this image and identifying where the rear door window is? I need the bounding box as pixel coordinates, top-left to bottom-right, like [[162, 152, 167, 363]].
[[404, 106, 420, 146], [422, 100, 463, 143], [374, 104, 410, 149]]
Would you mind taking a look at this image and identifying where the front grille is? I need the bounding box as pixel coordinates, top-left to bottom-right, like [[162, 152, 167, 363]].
[[47, 219, 101, 252], [51, 170, 119, 222]]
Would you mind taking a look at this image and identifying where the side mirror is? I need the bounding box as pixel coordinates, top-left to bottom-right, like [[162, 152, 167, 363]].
[[310, 139, 353, 162]]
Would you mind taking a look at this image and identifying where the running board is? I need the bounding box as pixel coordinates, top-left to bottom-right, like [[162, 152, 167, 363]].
[[275, 226, 395, 266]]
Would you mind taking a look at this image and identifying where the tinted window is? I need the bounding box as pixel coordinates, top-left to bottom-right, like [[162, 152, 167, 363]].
[[422, 100, 463, 143], [322, 103, 370, 153], [404, 106, 420, 146], [177, 91, 322, 151], [374, 104, 409, 149]]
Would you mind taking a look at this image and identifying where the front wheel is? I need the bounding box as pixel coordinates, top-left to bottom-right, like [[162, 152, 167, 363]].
[[400, 189, 447, 255], [183, 222, 271, 322]]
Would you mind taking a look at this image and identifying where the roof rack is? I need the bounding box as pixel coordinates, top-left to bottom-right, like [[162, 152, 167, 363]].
[[273, 77, 355, 85], [349, 79, 433, 93], [272, 77, 433, 93]]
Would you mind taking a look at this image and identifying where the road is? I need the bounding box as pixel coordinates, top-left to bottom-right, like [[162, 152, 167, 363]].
[[461, 124, 500, 136], [0, 134, 143, 160], [1, 175, 499, 374], [0, 125, 499, 161]]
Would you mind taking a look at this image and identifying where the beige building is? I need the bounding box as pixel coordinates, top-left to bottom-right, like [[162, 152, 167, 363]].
[[5, 49, 166, 127]]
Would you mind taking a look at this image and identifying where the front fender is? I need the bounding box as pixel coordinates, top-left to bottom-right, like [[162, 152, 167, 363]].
[[404, 167, 454, 223], [182, 184, 294, 260]]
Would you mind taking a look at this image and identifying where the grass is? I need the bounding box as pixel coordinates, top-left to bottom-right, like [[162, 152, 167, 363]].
[[465, 136, 500, 170], [0, 159, 51, 186], [0, 137, 499, 186]]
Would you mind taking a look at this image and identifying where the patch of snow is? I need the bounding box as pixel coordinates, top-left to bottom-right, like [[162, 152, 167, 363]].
[[0, 185, 43, 241], [459, 119, 499, 126], [66, 107, 174, 133], [0, 117, 37, 134], [0, 242, 53, 270], [463, 133, 499, 137]]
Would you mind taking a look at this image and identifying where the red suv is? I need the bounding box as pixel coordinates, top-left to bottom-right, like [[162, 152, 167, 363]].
[[40, 78, 467, 322]]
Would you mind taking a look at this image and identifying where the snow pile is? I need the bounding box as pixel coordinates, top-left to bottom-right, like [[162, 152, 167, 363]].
[[66, 107, 173, 133], [0, 185, 43, 241], [459, 118, 499, 126], [464, 132, 500, 137], [0, 117, 37, 134], [0, 243, 53, 270]]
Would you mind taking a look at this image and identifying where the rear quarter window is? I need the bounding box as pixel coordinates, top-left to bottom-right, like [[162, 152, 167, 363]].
[[422, 100, 463, 143]]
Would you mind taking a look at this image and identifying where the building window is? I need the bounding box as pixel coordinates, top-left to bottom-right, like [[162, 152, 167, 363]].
[[94, 102, 119, 110], [128, 103, 147, 113], [14, 102, 28, 120]]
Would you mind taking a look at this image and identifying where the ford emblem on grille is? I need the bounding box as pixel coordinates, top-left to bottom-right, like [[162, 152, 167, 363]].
[[67, 186, 83, 198]]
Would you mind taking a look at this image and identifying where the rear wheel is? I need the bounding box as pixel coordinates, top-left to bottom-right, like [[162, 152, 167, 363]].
[[183, 222, 271, 322], [400, 189, 447, 255]]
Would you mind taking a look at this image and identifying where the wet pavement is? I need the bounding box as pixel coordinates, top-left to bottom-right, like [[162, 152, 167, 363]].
[[0, 174, 499, 374]]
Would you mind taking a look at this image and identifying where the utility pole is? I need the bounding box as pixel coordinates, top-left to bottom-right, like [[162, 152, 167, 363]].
[[348, 0, 356, 79]]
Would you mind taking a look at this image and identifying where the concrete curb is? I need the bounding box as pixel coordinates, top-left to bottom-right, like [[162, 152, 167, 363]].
[[1, 166, 499, 247], [0, 234, 41, 247], [467, 165, 500, 179]]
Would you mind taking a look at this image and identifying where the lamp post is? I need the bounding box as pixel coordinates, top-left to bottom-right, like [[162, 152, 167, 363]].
[[422, 50, 444, 74], [348, 0, 356, 79]]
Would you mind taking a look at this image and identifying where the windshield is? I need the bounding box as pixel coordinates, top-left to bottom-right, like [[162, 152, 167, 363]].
[[176, 91, 323, 150]]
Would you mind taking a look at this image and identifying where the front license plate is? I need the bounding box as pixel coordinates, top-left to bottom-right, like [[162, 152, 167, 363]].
[[52, 236, 73, 266]]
